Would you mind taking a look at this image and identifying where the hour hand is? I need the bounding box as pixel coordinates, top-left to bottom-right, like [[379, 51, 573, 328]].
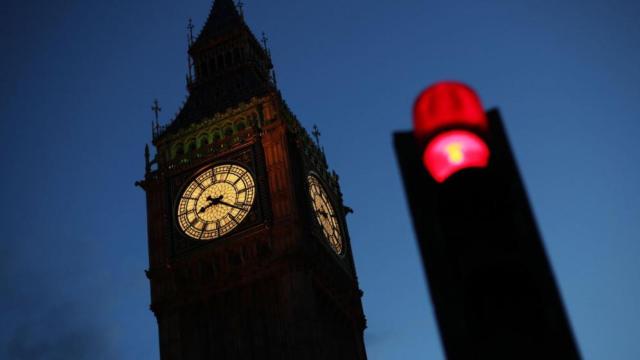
[[207, 195, 223, 204], [200, 195, 223, 213]]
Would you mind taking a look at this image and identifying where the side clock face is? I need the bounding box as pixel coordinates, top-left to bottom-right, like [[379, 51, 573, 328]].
[[177, 164, 255, 240], [307, 175, 344, 255]]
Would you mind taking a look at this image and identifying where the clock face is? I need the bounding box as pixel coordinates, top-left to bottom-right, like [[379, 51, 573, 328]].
[[177, 164, 256, 240], [307, 175, 343, 255]]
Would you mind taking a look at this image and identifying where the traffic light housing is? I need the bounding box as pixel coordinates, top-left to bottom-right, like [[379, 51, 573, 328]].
[[394, 83, 581, 359]]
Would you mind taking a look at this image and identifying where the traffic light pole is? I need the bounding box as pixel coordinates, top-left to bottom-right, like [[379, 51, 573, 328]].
[[395, 109, 581, 359]]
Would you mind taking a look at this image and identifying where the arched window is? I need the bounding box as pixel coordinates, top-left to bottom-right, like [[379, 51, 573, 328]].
[[198, 135, 210, 147]]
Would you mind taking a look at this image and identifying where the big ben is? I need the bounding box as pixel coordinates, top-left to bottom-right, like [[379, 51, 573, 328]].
[[136, 0, 368, 359]]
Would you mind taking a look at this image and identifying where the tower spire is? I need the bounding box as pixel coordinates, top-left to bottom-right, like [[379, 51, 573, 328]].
[[165, 0, 275, 136], [191, 0, 243, 50]]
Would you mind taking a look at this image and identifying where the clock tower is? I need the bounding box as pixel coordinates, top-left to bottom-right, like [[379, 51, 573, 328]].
[[137, 1, 368, 359]]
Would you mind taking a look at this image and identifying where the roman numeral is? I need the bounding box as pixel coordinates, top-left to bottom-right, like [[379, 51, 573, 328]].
[[229, 214, 239, 224], [180, 209, 195, 217]]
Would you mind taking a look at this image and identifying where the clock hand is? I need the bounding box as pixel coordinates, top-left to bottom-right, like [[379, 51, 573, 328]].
[[200, 202, 216, 213], [207, 195, 224, 204], [199, 195, 224, 213], [217, 199, 248, 212]]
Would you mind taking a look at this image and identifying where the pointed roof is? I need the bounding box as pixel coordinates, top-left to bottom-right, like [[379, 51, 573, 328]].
[[163, 71, 272, 135], [191, 0, 244, 50], [155, 0, 274, 138]]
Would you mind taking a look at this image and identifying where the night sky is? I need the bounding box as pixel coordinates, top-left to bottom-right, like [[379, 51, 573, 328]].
[[2, 0, 640, 359]]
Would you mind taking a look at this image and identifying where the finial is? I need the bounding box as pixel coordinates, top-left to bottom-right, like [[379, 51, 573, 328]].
[[145, 144, 151, 174], [236, 1, 245, 17], [312, 124, 322, 146], [186, 52, 194, 86], [152, 99, 161, 120], [151, 99, 162, 137], [152, 99, 162, 121], [261, 31, 275, 87], [187, 18, 195, 46], [261, 31, 273, 65]]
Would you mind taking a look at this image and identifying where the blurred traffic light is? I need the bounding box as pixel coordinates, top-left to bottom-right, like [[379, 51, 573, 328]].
[[395, 81, 581, 360]]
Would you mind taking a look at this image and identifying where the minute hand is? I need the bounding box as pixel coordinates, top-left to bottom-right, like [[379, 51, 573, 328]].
[[218, 200, 248, 211]]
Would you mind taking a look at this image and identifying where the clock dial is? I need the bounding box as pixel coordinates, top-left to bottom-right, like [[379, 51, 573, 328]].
[[177, 164, 255, 240], [307, 175, 344, 255]]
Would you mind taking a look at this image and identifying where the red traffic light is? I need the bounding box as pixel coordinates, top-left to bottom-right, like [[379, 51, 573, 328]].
[[413, 81, 488, 139], [423, 130, 490, 183], [413, 82, 490, 182]]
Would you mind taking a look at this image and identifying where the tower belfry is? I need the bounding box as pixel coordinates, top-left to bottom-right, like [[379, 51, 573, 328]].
[[137, 1, 368, 359]]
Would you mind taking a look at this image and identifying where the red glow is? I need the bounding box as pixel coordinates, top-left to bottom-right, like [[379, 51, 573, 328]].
[[423, 130, 490, 183], [413, 82, 488, 139]]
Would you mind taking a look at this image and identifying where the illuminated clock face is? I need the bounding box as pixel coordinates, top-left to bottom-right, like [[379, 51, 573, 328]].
[[307, 175, 343, 255], [177, 164, 255, 240]]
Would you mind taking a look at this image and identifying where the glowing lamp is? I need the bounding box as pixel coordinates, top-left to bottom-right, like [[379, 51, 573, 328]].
[[413, 81, 491, 182], [413, 82, 488, 140], [423, 130, 490, 183]]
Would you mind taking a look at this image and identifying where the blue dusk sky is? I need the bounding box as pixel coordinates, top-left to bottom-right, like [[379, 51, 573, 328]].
[[1, 0, 640, 359]]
